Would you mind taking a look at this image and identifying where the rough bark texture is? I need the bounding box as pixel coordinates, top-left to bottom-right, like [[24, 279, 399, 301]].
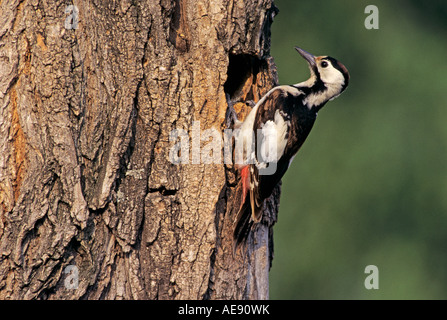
[[0, 0, 279, 299]]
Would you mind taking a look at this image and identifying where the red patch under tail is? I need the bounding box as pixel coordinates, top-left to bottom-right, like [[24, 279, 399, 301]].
[[240, 165, 250, 210]]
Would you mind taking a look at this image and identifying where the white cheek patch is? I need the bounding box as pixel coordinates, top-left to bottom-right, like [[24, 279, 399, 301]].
[[321, 67, 345, 85], [304, 68, 345, 108]]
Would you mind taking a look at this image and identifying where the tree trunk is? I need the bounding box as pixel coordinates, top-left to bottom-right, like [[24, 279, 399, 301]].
[[0, 0, 279, 299]]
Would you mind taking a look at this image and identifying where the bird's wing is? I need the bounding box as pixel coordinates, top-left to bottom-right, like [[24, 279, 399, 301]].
[[233, 85, 316, 248], [250, 87, 297, 221]]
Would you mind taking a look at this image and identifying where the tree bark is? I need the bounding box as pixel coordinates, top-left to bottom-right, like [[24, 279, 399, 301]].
[[0, 0, 279, 299]]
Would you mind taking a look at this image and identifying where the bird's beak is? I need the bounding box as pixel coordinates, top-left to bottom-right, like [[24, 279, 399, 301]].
[[295, 47, 316, 68]]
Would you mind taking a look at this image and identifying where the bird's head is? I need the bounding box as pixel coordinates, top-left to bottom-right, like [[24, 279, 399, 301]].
[[294, 47, 350, 109]]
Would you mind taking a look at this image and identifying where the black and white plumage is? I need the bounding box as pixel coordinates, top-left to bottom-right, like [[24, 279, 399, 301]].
[[230, 47, 350, 248]]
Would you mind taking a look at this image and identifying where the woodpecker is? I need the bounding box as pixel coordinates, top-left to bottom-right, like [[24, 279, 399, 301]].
[[229, 47, 350, 248]]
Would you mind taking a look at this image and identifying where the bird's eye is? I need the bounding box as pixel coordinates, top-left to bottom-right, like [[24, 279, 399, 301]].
[[321, 61, 329, 68]]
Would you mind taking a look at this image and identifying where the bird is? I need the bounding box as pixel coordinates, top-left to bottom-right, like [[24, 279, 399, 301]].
[[227, 47, 350, 249]]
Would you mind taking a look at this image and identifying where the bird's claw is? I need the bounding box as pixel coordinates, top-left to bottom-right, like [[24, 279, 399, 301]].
[[245, 100, 255, 108], [225, 93, 238, 129]]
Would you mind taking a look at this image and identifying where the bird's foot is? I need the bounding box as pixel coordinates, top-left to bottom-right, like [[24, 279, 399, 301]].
[[245, 100, 255, 108], [225, 93, 238, 129]]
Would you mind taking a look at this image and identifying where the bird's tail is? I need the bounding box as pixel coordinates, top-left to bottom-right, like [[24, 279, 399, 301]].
[[232, 166, 252, 251], [233, 200, 253, 251]]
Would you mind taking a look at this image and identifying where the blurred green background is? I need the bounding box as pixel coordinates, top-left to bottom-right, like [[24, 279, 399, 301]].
[[269, 0, 447, 299]]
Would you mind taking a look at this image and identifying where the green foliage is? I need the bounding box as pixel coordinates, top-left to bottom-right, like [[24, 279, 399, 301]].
[[269, 0, 447, 299]]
